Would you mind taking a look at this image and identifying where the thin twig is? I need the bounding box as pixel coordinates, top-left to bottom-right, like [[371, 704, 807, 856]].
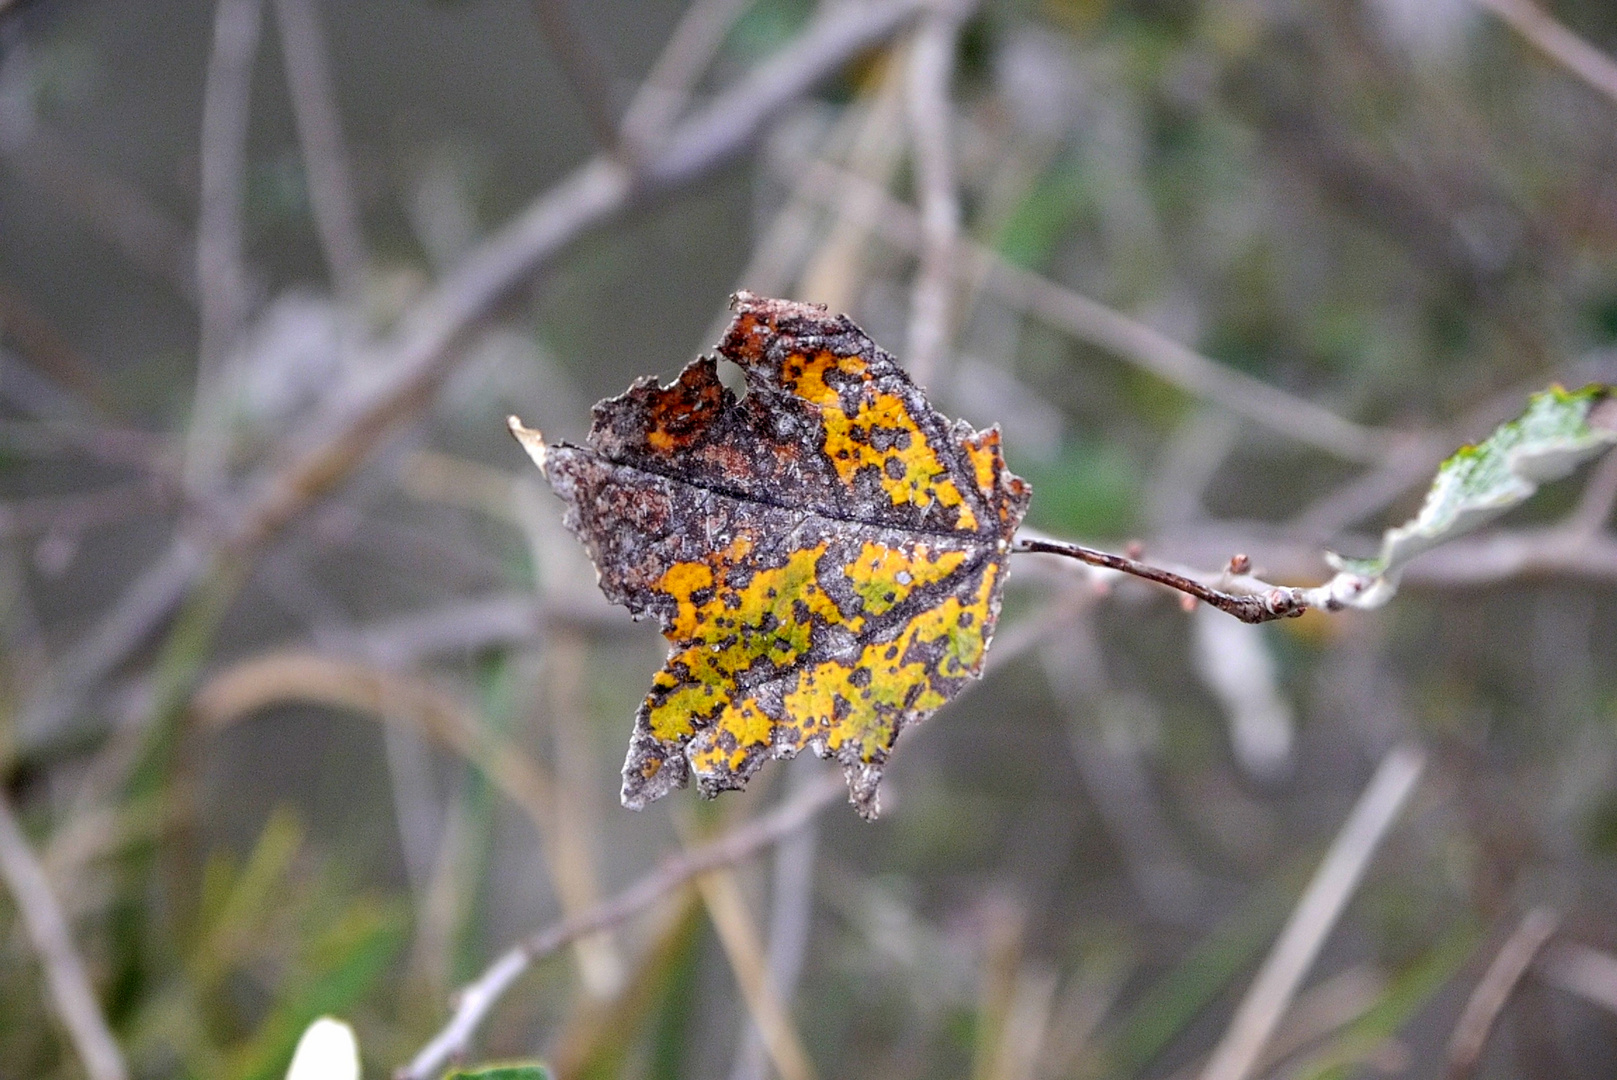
[[0, 126, 199, 303], [903, 0, 969, 387], [188, 0, 264, 496], [789, 159, 1388, 463], [0, 791, 129, 1080], [795, 48, 911, 314], [13, 0, 931, 750], [1196, 744, 1426, 1080], [1012, 536, 1308, 623], [1042, 611, 1203, 924], [18, 537, 208, 743], [396, 771, 845, 1080], [1567, 445, 1617, 536], [618, 0, 756, 153], [1474, 0, 1617, 108], [528, 0, 622, 152], [1445, 907, 1561, 1080], [0, 479, 172, 539], [272, 0, 369, 307]]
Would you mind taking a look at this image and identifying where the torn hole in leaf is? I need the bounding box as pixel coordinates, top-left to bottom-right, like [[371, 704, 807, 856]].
[[717, 356, 747, 400]]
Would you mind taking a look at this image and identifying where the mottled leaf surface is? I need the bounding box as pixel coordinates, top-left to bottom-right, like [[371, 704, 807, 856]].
[[511, 293, 1030, 817]]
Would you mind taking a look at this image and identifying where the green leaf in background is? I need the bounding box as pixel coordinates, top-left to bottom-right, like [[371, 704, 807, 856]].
[[1313, 384, 1617, 609], [445, 1064, 554, 1080]]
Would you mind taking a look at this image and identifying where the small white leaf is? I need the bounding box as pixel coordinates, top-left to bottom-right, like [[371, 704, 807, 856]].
[[286, 1016, 359, 1080]]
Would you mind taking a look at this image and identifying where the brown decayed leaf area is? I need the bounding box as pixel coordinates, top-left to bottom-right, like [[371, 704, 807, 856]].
[[510, 292, 1030, 817]]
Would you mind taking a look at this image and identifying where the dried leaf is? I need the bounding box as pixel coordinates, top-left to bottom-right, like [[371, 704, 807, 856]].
[[511, 293, 1030, 817]]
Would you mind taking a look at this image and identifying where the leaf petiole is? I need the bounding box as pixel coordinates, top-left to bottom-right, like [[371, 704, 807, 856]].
[[1010, 537, 1309, 624]]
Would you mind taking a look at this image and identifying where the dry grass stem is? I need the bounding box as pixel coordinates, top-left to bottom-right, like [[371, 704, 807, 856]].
[[695, 866, 821, 1080], [188, 0, 263, 495], [1196, 744, 1425, 1080], [1475, 0, 1617, 107], [397, 771, 844, 1079], [1445, 907, 1561, 1080], [528, 0, 623, 153], [0, 791, 129, 1080], [1537, 941, 1617, 1017]]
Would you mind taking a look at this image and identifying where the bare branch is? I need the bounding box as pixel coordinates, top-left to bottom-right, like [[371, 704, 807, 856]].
[[272, 0, 369, 307], [1474, 0, 1617, 108], [789, 160, 1389, 464], [619, 0, 756, 152], [646, 0, 926, 189], [187, 0, 264, 495], [529, 0, 623, 153], [0, 127, 198, 303], [1197, 744, 1425, 1080], [396, 771, 845, 1080], [1446, 907, 1561, 1080], [0, 792, 128, 1080], [0, 479, 172, 539], [903, 0, 969, 386], [14, 0, 930, 746]]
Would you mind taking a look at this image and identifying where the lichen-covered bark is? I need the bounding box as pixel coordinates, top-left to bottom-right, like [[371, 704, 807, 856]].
[[514, 293, 1030, 818]]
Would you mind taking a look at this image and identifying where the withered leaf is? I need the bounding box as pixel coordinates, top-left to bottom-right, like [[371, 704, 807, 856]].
[[510, 293, 1030, 818]]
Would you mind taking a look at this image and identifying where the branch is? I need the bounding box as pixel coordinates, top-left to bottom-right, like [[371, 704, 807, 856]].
[[1474, 0, 1617, 108], [272, 0, 369, 307], [187, 0, 264, 495], [529, 0, 623, 153], [618, 0, 756, 153], [786, 159, 1390, 464], [1012, 537, 1310, 623], [0, 126, 199, 303], [0, 792, 129, 1080], [1537, 941, 1617, 1017], [903, 0, 970, 387], [0, 479, 172, 539], [396, 771, 845, 1080], [14, 0, 930, 745]]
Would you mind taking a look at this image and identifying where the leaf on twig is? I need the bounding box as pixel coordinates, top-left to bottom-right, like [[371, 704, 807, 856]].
[[1317, 384, 1617, 609], [510, 292, 1030, 818]]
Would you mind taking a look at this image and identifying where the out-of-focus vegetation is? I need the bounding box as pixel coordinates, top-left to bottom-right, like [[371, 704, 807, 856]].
[[1, 0, 1617, 1078]]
